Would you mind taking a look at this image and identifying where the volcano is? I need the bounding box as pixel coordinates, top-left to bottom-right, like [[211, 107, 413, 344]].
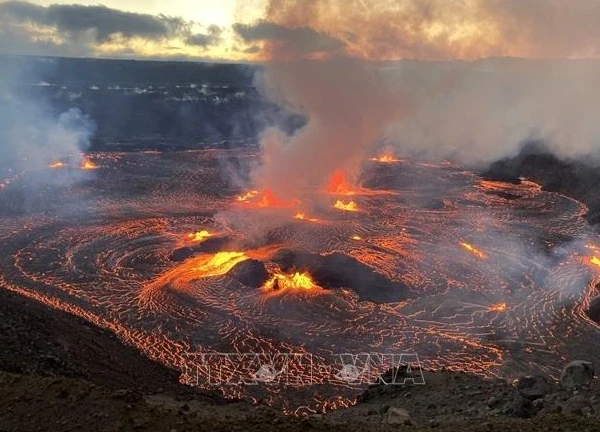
[[1, 148, 599, 412]]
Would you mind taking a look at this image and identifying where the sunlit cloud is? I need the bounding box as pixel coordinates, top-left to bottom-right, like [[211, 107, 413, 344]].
[[2, 0, 600, 61]]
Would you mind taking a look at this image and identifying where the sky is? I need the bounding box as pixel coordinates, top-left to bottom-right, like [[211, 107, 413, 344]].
[[2, 0, 600, 62], [32, 0, 242, 27]]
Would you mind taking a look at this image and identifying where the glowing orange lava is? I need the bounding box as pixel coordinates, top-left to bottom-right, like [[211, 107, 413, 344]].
[[237, 190, 259, 202], [188, 230, 212, 242], [263, 271, 318, 291], [237, 189, 297, 208], [258, 189, 285, 208], [334, 200, 359, 212], [327, 170, 357, 195], [460, 242, 487, 259], [591, 256, 600, 268], [192, 252, 249, 277], [489, 302, 507, 312], [81, 158, 99, 170], [370, 154, 400, 163], [351, 235, 363, 240], [49, 161, 66, 169], [293, 212, 319, 222]]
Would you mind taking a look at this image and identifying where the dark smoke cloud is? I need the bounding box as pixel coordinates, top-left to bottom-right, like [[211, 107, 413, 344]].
[[186, 25, 222, 47], [0, 1, 189, 43], [254, 0, 600, 60], [233, 20, 344, 58], [0, 1, 229, 58]]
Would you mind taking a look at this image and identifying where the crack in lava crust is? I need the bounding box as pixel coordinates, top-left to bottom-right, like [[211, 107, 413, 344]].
[[1, 149, 600, 414]]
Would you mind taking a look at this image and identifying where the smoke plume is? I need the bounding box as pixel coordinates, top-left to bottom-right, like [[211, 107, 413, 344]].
[[0, 58, 96, 177], [243, 0, 600, 194], [251, 58, 409, 197]]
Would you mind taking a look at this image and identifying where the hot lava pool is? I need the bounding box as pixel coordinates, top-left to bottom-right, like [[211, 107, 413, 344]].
[[1, 149, 599, 413]]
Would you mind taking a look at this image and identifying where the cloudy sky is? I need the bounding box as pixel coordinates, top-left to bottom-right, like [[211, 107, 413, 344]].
[[1, 0, 600, 62]]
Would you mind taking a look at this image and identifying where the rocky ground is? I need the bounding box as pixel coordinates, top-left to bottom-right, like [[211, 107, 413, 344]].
[[3, 287, 600, 431]]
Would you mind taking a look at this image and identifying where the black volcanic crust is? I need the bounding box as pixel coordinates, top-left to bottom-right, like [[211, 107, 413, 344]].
[[271, 249, 410, 303], [0, 286, 225, 402], [483, 143, 600, 227], [170, 237, 234, 261], [228, 259, 269, 288]]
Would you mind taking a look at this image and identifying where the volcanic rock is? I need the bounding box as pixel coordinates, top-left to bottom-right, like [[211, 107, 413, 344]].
[[227, 260, 269, 288], [562, 395, 594, 416], [560, 361, 595, 390], [272, 249, 410, 303], [170, 247, 194, 262], [585, 296, 600, 324], [515, 376, 550, 400], [505, 391, 536, 418], [170, 238, 234, 262], [383, 407, 411, 425], [190, 237, 233, 254], [483, 143, 600, 227]]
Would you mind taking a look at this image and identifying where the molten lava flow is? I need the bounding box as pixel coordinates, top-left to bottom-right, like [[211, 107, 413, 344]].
[[327, 170, 357, 195], [334, 200, 359, 212], [489, 302, 507, 312], [49, 161, 66, 169], [351, 235, 363, 240], [370, 154, 400, 163], [188, 230, 211, 242], [81, 158, 99, 170], [192, 252, 249, 277], [237, 190, 259, 202], [591, 256, 600, 268], [258, 189, 284, 208], [460, 242, 487, 259], [293, 212, 319, 222], [238, 189, 297, 208], [263, 271, 318, 291]]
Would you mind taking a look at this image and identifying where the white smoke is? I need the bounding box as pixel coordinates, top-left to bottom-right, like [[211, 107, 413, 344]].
[[0, 58, 96, 177]]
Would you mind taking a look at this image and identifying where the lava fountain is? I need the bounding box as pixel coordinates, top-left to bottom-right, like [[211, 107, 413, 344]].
[[81, 158, 99, 170], [370, 154, 400, 163], [334, 200, 359, 212], [237, 190, 259, 202], [262, 271, 319, 291], [188, 230, 212, 242], [327, 170, 358, 195]]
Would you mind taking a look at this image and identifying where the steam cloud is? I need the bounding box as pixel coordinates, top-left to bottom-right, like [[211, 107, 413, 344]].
[[0, 59, 96, 178]]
